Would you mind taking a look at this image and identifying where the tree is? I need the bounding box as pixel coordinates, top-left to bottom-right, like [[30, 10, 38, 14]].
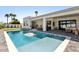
[[5, 14, 10, 27], [10, 13, 13, 20], [12, 18, 16, 20], [12, 14, 16, 19], [9, 19, 20, 24], [10, 13, 16, 21], [35, 11, 38, 16]]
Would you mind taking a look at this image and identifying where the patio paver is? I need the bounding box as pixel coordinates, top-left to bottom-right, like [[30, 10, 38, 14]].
[[64, 40, 79, 52]]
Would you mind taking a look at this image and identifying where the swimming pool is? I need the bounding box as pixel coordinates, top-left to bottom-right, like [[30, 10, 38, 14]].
[[7, 31, 66, 52]]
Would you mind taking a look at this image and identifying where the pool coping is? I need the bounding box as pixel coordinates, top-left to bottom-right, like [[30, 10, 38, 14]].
[[4, 31, 18, 52], [55, 37, 71, 52], [4, 31, 71, 52]]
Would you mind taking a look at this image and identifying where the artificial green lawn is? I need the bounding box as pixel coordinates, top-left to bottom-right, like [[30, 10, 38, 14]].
[[3, 28, 20, 31]]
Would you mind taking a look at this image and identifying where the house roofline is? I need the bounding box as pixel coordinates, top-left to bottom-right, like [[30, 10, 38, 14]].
[[24, 6, 79, 19]]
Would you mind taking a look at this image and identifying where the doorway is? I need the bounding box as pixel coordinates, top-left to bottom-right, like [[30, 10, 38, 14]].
[[46, 21, 51, 31], [59, 20, 76, 30]]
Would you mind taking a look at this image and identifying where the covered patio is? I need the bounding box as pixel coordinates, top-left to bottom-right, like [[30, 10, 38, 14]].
[[31, 17, 55, 31], [30, 13, 79, 36]]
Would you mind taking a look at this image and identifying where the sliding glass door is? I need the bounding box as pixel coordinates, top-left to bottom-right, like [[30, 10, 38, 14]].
[[46, 21, 51, 31], [59, 20, 76, 30]]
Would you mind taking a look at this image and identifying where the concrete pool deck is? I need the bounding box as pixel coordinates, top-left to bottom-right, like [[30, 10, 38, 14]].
[[0, 30, 8, 52], [64, 40, 79, 52]]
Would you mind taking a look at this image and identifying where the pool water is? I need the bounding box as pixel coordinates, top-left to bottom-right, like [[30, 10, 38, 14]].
[[7, 31, 65, 52]]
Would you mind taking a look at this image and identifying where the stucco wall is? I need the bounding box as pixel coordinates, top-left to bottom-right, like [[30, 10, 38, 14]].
[[23, 18, 31, 29], [33, 19, 43, 28]]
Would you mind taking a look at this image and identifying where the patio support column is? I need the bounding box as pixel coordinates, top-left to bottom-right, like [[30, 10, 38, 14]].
[[51, 20, 54, 30], [43, 17, 46, 31], [28, 21, 31, 29]]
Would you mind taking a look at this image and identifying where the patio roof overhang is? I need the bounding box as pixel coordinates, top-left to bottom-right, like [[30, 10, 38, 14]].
[[28, 6, 79, 21]]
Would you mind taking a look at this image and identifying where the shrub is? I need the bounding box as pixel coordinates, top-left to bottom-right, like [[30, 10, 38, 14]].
[[0, 23, 5, 29], [9, 20, 20, 24]]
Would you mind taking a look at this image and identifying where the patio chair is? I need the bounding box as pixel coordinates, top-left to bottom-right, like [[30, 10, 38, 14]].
[[74, 29, 78, 35], [73, 27, 79, 35], [65, 27, 72, 33], [71, 28, 76, 34]]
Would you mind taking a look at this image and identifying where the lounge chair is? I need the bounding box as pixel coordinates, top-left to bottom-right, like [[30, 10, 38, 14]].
[[65, 27, 72, 32]]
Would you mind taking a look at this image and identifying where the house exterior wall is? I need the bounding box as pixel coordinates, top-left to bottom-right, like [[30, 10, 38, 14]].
[[32, 19, 43, 28], [23, 15, 79, 30], [23, 18, 31, 29]]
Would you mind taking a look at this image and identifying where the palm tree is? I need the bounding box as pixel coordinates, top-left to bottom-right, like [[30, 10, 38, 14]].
[[35, 11, 38, 16], [12, 18, 16, 21], [5, 14, 10, 27], [12, 14, 16, 19], [10, 13, 13, 20]]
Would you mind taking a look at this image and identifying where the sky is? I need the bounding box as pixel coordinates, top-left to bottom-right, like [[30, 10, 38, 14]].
[[0, 6, 72, 23]]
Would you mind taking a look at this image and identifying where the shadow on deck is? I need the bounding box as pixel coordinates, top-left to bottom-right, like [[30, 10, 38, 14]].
[[48, 30, 79, 42]]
